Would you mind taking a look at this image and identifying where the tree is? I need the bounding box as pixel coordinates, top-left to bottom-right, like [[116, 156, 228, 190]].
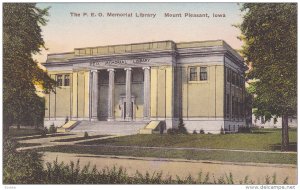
[[238, 3, 297, 151], [3, 3, 56, 133]]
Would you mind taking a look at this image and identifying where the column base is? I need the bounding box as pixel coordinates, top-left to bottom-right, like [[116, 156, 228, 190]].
[[107, 117, 115, 121], [143, 117, 150, 121], [125, 117, 133, 121], [91, 117, 98, 121]]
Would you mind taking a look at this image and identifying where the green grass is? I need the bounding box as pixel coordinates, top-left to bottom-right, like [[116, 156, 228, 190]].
[[8, 128, 43, 137], [51, 135, 108, 142], [78, 128, 297, 152], [36, 145, 297, 165], [17, 143, 42, 148], [16, 133, 73, 141]]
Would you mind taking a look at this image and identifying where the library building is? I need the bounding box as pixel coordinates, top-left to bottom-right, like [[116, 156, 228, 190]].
[[43, 40, 247, 134]]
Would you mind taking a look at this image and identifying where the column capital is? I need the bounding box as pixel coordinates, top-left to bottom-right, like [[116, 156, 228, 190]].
[[124, 68, 132, 71], [107, 68, 115, 72], [91, 69, 98, 73], [142, 67, 150, 70]]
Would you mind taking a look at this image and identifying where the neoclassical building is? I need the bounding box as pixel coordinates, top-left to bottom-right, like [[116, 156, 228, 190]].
[[43, 40, 247, 133]]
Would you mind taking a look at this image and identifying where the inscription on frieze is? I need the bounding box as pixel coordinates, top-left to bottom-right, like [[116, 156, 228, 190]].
[[90, 58, 150, 66]]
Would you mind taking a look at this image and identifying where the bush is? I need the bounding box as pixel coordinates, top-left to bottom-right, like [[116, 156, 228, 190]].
[[3, 137, 44, 184], [49, 125, 57, 134], [65, 116, 69, 124], [167, 119, 188, 135], [84, 132, 89, 139], [238, 127, 252, 133], [193, 130, 197, 134], [167, 128, 177, 135], [177, 118, 188, 134], [200, 129, 205, 134], [220, 127, 225, 135], [40, 128, 47, 137]]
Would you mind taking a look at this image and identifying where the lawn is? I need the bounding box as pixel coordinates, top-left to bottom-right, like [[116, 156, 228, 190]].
[[78, 128, 297, 152], [36, 144, 297, 165], [51, 135, 108, 142], [34, 128, 297, 165], [15, 133, 73, 141]]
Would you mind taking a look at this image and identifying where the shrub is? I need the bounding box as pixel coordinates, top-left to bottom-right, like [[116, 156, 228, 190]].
[[166, 119, 188, 135], [49, 126, 57, 134], [40, 128, 47, 137], [193, 130, 197, 134], [65, 116, 69, 124], [238, 127, 252, 133], [200, 129, 205, 134], [3, 137, 44, 184], [84, 132, 89, 139], [220, 127, 225, 135], [167, 128, 177, 135], [177, 118, 188, 134]]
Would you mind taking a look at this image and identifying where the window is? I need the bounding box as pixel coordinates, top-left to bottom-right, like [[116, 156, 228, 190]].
[[64, 75, 70, 86], [200, 67, 208, 81], [57, 75, 63, 86], [226, 94, 230, 118], [227, 68, 231, 83], [189, 67, 197, 81]]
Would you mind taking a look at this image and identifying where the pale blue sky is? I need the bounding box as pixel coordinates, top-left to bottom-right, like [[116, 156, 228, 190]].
[[36, 2, 243, 62]]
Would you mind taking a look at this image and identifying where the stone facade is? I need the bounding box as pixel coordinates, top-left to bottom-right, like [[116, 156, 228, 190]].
[[43, 40, 247, 133]]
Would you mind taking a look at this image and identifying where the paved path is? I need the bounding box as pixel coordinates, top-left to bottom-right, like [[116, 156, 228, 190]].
[[42, 152, 297, 184], [16, 132, 123, 151]]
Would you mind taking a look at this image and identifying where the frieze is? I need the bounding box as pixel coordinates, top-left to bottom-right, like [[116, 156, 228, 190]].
[[90, 58, 150, 67]]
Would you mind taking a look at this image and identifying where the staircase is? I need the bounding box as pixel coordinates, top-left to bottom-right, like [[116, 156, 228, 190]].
[[139, 121, 165, 134], [71, 121, 149, 135], [57, 120, 80, 132]]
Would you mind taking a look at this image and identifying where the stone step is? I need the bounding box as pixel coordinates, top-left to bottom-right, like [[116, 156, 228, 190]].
[[139, 121, 165, 134], [71, 121, 149, 135]]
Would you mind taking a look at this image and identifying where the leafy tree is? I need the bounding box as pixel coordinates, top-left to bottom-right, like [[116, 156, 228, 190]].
[[3, 3, 56, 133], [238, 3, 297, 151]]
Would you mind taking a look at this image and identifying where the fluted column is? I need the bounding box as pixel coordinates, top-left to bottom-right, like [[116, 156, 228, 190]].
[[125, 68, 132, 121], [91, 70, 98, 120], [107, 69, 115, 121], [143, 67, 150, 120]]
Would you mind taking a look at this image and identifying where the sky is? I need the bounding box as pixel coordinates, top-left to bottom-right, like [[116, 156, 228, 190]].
[[35, 2, 244, 63]]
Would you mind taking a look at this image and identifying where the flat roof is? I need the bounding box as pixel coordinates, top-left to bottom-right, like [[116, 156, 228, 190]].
[[46, 40, 242, 63]]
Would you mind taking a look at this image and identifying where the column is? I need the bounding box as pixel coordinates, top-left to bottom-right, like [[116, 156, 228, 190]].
[[91, 70, 98, 120], [107, 69, 115, 121], [125, 68, 132, 121], [143, 67, 150, 119]]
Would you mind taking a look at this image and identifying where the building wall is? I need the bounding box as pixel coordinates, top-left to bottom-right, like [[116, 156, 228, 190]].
[[43, 41, 246, 133], [45, 71, 73, 127], [177, 64, 225, 133], [223, 55, 246, 132], [150, 66, 175, 128]]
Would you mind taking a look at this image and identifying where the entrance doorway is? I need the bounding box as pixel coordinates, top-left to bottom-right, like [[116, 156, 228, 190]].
[[119, 95, 136, 121]]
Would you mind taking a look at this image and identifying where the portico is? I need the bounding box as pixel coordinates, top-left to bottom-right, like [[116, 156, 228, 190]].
[[89, 66, 151, 122]]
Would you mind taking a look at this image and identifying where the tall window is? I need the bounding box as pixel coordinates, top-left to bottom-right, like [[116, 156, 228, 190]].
[[64, 75, 70, 86], [227, 68, 231, 83], [200, 67, 207, 81], [189, 67, 197, 81], [57, 75, 63, 86], [226, 94, 230, 118]]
